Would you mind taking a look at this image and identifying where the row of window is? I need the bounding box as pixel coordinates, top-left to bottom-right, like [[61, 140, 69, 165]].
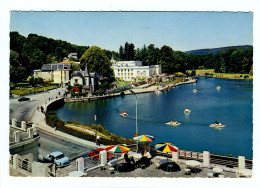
[[117, 69, 134, 72]]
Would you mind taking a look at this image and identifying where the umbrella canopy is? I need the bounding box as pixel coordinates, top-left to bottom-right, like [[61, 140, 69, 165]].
[[133, 135, 155, 143], [155, 142, 178, 153], [155, 142, 178, 162], [106, 145, 130, 154]]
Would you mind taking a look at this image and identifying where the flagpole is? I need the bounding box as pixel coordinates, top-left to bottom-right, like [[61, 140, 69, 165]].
[[136, 95, 138, 152], [136, 95, 138, 135]]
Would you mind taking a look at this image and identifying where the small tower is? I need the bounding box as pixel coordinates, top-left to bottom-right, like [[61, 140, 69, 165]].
[[84, 64, 91, 87]]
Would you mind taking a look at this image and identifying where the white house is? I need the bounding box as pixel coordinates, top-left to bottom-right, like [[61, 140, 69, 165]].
[[111, 60, 161, 81]]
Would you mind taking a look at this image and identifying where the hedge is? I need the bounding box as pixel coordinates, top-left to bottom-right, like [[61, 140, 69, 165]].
[[46, 111, 136, 146]]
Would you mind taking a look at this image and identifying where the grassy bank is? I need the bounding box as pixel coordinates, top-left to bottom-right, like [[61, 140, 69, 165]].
[[11, 84, 59, 96], [46, 111, 136, 146], [188, 69, 252, 79]]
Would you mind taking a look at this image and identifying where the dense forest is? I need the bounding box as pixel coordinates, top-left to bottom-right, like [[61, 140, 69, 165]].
[[118, 42, 253, 74], [185, 45, 252, 55], [10, 31, 253, 83]]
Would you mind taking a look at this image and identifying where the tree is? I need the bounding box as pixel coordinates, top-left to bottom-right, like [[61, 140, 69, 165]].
[[10, 50, 27, 83], [160, 45, 174, 73], [119, 45, 125, 60], [80, 46, 114, 77]]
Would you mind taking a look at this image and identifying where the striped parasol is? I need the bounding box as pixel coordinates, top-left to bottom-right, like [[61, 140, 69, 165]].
[[133, 135, 155, 143], [106, 145, 130, 154], [155, 142, 178, 162]]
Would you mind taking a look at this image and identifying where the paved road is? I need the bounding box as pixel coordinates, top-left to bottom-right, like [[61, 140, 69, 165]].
[[9, 88, 66, 121], [38, 129, 94, 160]]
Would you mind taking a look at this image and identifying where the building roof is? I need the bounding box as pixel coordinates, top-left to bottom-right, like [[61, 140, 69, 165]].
[[84, 64, 89, 76], [69, 53, 77, 56], [71, 71, 84, 79], [41, 64, 71, 71]]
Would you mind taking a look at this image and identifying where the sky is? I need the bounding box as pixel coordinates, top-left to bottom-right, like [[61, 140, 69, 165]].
[[10, 11, 253, 52]]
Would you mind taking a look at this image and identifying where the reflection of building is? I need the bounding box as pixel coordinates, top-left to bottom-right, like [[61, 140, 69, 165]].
[[33, 64, 72, 85], [111, 60, 161, 81], [70, 64, 100, 92]]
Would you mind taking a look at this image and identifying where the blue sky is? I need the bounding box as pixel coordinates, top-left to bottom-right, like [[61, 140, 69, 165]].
[[10, 11, 253, 52]]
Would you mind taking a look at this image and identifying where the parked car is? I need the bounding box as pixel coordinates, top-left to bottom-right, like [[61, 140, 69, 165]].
[[18, 97, 30, 102], [43, 151, 69, 166], [88, 148, 114, 160]]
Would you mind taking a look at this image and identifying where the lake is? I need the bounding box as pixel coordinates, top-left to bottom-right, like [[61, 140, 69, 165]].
[[56, 77, 253, 159]]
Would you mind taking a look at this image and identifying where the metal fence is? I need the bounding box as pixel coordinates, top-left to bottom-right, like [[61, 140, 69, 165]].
[[179, 150, 203, 161], [15, 156, 32, 173]]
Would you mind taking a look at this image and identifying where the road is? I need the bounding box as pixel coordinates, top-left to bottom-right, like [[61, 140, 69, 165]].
[[9, 87, 66, 121], [9, 87, 96, 158], [38, 129, 94, 160]]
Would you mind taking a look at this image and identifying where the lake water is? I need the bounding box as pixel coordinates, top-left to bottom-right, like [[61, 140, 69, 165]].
[[56, 77, 253, 159]]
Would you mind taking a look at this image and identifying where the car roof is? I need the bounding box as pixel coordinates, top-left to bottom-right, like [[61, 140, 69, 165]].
[[50, 151, 64, 157], [94, 148, 105, 151]]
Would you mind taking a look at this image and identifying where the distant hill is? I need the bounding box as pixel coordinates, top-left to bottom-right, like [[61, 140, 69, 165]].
[[185, 45, 253, 55]]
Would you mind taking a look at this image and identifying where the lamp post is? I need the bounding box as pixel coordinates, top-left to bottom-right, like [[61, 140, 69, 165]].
[[94, 115, 97, 141], [135, 95, 139, 152]]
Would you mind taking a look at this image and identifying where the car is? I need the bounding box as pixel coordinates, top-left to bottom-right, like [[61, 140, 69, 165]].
[[43, 151, 69, 166], [18, 97, 30, 102], [88, 148, 114, 160]]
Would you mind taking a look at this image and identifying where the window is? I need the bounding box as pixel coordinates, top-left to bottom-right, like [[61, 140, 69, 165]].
[[137, 71, 141, 76], [143, 71, 146, 76], [75, 79, 78, 84]]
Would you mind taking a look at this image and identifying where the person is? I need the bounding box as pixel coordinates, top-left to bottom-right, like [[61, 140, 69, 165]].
[[215, 120, 219, 124], [96, 135, 101, 146], [124, 151, 135, 164], [144, 150, 152, 159]]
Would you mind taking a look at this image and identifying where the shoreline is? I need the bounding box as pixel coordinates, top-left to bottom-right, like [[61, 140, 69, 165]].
[[64, 78, 197, 103]]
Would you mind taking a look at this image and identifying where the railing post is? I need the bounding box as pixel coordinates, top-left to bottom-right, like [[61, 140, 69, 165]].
[[238, 156, 245, 170], [203, 151, 210, 167], [76, 157, 84, 172], [12, 118, 17, 127], [172, 149, 179, 162], [100, 150, 107, 165], [27, 128, 34, 138], [21, 121, 27, 131], [13, 131, 20, 142], [13, 154, 19, 170], [33, 128, 38, 136]]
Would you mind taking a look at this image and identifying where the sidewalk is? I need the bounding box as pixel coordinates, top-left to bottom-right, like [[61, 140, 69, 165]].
[[30, 99, 104, 149]]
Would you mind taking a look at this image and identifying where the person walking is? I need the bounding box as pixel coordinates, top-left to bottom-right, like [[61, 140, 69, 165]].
[[96, 135, 101, 146]]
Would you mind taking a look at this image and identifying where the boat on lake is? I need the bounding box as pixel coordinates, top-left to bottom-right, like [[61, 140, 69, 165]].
[[193, 89, 197, 92], [209, 122, 226, 128], [120, 111, 128, 117], [166, 120, 181, 126], [216, 86, 221, 89], [184, 108, 191, 113]]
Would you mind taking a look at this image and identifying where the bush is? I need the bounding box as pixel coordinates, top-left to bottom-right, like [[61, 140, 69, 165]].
[[46, 112, 136, 145]]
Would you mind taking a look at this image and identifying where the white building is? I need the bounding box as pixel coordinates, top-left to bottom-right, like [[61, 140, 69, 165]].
[[111, 60, 161, 81], [33, 64, 72, 85], [68, 52, 77, 59]]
